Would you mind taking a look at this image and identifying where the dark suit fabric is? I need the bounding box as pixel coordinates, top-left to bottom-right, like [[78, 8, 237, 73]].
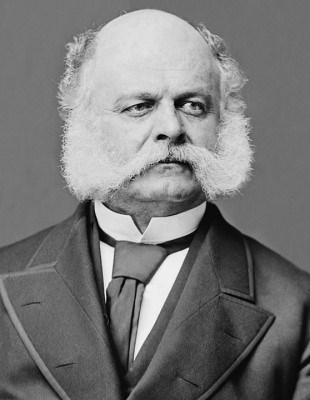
[[0, 202, 309, 400]]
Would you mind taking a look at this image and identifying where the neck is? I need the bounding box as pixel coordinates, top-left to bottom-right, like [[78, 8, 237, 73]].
[[103, 194, 206, 233]]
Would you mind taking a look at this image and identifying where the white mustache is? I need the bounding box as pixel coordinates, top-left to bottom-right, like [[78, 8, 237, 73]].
[[123, 143, 204, 177], [110, 145, 190, 186]]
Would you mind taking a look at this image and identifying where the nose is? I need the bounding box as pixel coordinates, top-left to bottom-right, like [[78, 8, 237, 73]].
[[152, 104, 186, 144]]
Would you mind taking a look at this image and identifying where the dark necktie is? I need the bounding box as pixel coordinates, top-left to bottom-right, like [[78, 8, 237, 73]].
[[106, 242, 167, 372], [105, 234, 194, 372]]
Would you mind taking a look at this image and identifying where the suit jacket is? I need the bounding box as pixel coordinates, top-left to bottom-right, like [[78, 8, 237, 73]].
[[0, 202, 309, 400]]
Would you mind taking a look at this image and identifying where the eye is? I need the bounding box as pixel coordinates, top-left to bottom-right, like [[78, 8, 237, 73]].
[[123, 101, 155, 117], [178, 100, 208, 116]]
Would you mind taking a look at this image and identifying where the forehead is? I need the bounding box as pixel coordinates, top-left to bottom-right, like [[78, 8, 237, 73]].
[[90, 12, 220, 103]]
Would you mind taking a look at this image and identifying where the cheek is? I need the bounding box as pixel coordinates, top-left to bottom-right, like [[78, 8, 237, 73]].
[[102, 117, 152, 155], [185, 117, 219, 149]]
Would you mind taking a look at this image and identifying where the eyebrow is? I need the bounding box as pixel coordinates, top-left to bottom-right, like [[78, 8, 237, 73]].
[[114, 92, 157, 108], [175, 91, 213, 103], [114, 90, 214, 107]]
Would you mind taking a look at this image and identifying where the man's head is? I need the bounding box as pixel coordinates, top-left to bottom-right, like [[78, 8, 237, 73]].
[[59, 9, 252, 211]]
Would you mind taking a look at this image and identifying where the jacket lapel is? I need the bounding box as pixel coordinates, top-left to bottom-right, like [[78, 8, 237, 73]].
[[129, 205, 275, 400], [0, 203, 123, 400]]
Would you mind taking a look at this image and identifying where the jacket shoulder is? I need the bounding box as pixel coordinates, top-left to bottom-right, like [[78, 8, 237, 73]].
[[246, 236, 310, 302], [0, 226, 56, 274], [0, 206, 82, 275]]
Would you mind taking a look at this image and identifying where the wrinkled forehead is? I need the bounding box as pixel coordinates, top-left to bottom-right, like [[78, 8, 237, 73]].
[[93, 11, 219, 81]]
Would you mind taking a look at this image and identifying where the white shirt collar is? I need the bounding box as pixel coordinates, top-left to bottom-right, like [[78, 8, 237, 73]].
[[94, 200, 206, 244]]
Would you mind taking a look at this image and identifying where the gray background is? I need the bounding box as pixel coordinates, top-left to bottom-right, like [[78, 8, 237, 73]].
[[1, 0, 309, 272]]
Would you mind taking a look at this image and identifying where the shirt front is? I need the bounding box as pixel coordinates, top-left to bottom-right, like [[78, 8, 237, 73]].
[[94, 200, 206, 358]]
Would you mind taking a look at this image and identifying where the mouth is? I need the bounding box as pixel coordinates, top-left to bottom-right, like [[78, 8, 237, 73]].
[[158, 157, 183, 164], [156, 158, 192, 171]]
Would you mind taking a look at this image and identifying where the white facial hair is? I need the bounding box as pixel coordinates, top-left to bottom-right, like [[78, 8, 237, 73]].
[[61, 108, 253, 202]]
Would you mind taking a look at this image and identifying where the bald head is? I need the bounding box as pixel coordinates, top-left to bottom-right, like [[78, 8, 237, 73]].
[[99, 9, 199, 39], [58, 9, 247, 120], [96, 10, 214, 70], [88, 10, 220, 114]]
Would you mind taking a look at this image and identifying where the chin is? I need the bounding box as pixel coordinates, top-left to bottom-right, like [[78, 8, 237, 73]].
[[129, 178, 203, 203]]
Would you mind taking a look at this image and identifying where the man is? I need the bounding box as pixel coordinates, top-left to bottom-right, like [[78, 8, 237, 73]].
[[0, 8, 309, 400]]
